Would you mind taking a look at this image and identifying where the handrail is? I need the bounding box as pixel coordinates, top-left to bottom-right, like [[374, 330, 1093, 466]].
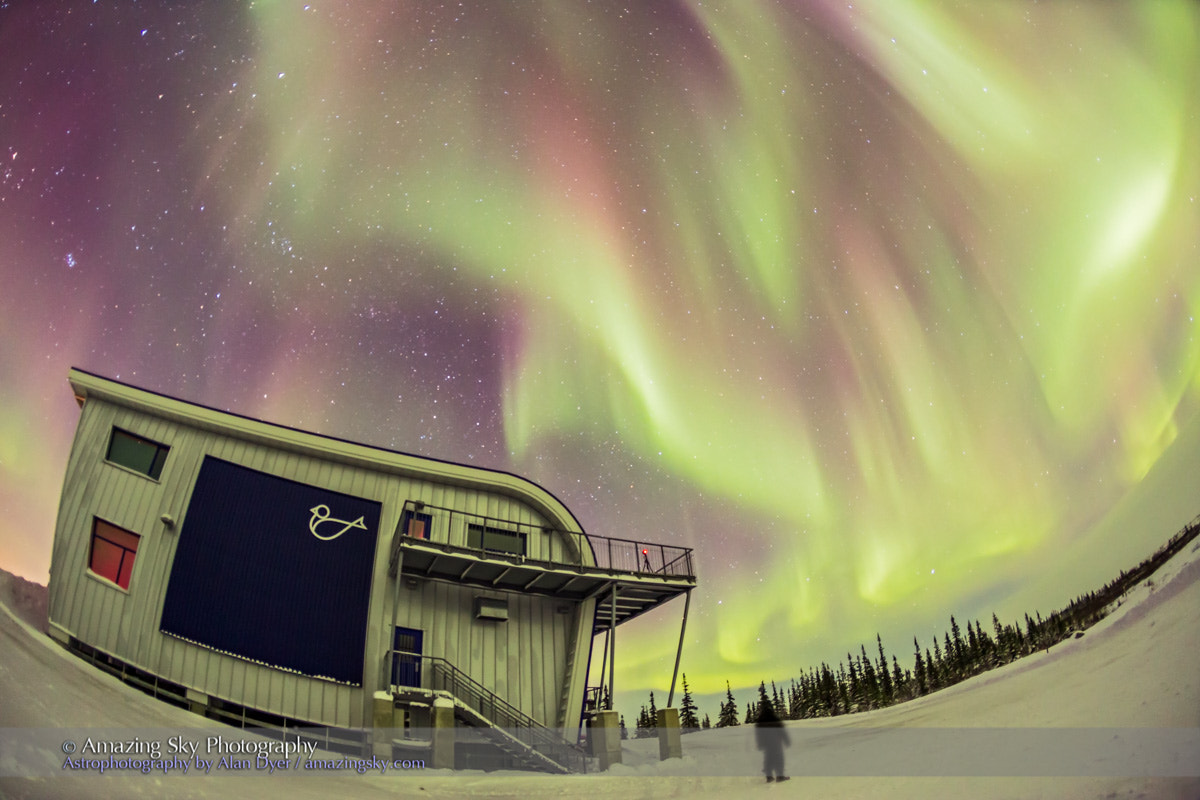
[[661, 548, 693, 576], [391, 650, 587, 773], [583, 686, 607, 714], [394, 500, 695, 580]]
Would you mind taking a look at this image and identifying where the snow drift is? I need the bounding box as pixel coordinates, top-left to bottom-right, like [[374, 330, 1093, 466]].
[[1, 538, 1198, 799]]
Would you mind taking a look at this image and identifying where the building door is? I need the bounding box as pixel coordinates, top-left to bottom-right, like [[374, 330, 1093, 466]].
[[392, 627, 423, 687]]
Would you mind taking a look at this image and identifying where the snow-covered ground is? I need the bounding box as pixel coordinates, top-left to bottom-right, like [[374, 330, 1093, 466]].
[[2, 539, 1198, 799]]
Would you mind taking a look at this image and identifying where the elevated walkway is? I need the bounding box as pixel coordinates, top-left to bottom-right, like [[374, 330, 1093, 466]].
[[387, 501, 696, 757], [389, 501, 696, 631]]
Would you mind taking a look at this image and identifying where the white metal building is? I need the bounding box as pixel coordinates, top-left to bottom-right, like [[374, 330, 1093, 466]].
[[47, 369, 695, 771]]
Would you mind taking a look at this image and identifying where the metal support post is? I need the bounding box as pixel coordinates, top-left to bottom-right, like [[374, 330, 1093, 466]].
[[667, 588, 691, 708], [596, 629, 609, 707], [389, 547, 405, 688], [608, 583, 617, 709]]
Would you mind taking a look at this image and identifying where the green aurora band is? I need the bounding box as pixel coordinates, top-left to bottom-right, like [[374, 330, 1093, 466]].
[[2, 1, 1197, 694], [234, 1, 1200, 688]]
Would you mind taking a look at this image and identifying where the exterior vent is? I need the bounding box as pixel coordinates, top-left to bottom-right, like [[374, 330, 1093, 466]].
[[475, 596, 508, 621]]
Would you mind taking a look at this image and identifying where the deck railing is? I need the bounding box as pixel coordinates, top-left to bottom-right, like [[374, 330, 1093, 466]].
[[395, 500, 695, 580]]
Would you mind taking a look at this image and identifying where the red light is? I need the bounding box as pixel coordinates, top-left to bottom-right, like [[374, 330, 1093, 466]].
[[642, 549, 648, 555]]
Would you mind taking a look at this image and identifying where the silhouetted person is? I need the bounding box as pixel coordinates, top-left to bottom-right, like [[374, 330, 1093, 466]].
[[755, 701, 790, 782]]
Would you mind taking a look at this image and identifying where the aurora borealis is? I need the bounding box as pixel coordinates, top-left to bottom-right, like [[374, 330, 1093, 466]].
[[1, 1, 1198, 699]]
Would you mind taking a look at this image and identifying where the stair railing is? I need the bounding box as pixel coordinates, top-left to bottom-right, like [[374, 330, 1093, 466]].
[[392, 650, 587, 773]]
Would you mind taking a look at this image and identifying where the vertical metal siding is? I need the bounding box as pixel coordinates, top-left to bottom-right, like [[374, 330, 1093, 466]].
[[391, 575, 572, 727], [564, 597, 596, 729], [50, 401, 379, 728], [51, 390, 589, 733], [143, 427, 206, 678]]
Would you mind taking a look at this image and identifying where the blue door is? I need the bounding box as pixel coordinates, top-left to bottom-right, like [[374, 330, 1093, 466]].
[[392, 627, 423, 687]]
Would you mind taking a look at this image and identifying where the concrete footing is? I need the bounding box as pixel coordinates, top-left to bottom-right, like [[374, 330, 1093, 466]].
[[656, 707, 682, 760], [431, 697, 456, 769], [372, 693, 451, 767], [589, 710, 623, 770], [371, 692, 397, 759], [185, 689, 209, 716]]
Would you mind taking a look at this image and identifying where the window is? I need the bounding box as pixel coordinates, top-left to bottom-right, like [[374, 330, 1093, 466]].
[[89, 519, 140, 590], [400, 509, 433, 539], [467, 524, 526, 556], [106, 428, 169, 480]]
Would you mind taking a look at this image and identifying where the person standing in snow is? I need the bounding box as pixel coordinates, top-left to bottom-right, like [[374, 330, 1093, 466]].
[[754, 701, 790, 782]]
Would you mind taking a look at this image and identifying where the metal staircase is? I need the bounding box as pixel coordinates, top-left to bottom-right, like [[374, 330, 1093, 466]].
[[392, 651, 588, 773]]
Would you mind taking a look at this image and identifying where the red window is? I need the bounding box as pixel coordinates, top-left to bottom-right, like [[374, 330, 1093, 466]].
[[89, 519, 140, 590]]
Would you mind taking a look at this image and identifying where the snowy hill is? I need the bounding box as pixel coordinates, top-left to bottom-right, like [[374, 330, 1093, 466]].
[[1, 539, 1198, 799], [0, 568, 47, 633]]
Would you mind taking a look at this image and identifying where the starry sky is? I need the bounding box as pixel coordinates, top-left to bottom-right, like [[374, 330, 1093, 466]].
[[1, 2, 1198, 699]]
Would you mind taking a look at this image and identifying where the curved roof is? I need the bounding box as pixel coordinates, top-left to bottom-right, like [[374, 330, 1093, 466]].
[[68, 367, 586, 537]]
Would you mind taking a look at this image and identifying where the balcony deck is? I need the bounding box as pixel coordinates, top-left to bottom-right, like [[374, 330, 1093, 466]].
[[389, 502, 695, 632]]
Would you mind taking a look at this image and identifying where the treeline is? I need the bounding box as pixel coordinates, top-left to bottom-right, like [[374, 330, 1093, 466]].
[[633, 513, 1200, 733]]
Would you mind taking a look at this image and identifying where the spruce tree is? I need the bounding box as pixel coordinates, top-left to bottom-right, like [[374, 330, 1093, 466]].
[[846, 654, 861, 710], [702, 713, 711, 730], [717, 681, 740, 727], [975, 620, 993, 667], [788, 680, 802, 719], [951, 616, 965, 669], [860, 645, 879, 708], [620, 715, 629, 740], [816, 664, 833, 716], [837, 677, 850, 715], [913, 637, 928, 696], [634, 705, 650, 738], [836, 662, 851, 715], [679, 674, 700, 731], [813, 667, 826, 716], [876, 634, 894, 702]]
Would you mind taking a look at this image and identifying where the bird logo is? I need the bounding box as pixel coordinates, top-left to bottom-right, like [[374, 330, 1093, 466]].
[[308, 504, 368, 541]]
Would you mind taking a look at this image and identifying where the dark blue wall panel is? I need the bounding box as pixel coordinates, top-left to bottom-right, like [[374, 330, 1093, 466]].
[[160, 457, 380, 685]]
